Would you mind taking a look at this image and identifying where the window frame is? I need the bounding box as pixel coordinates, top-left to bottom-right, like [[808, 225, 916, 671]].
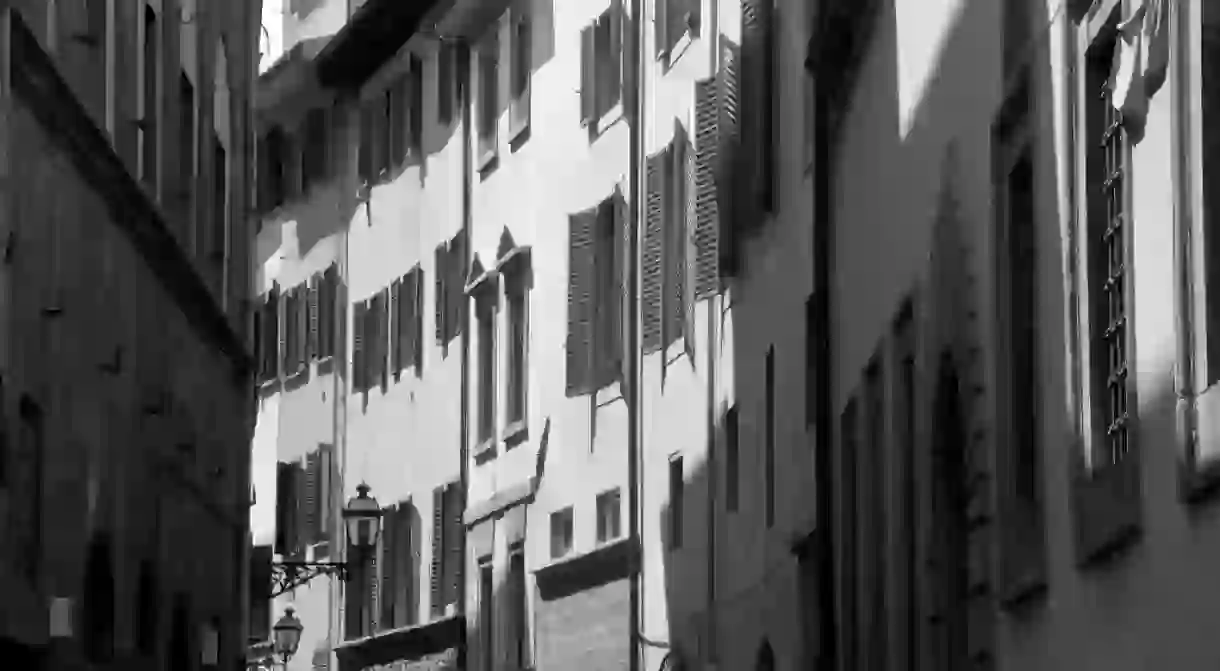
[[503, 253, 532, 443], [549, 507, 574, 559], [1067, 0, 1143, 566], [580, 1, 624, 140], [509, 2, 532, 144], [595, 487, 623, 543], [475, 288, 498, 449], [477, 22, 500, 171]]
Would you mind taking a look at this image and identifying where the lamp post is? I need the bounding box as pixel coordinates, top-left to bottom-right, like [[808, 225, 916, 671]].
[[269, 483, 382, 596], [272, 606, 303, 669]]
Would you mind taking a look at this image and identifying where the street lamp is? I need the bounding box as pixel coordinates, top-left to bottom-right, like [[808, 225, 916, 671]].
[[268, 483, 383, 596], [272, 607, 303, 666]]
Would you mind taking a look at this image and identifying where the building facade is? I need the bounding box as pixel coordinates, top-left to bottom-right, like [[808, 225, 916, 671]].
[[812, 0, 1220, 669], [251, 1, 820, 671], [0, 0, 257, 669]]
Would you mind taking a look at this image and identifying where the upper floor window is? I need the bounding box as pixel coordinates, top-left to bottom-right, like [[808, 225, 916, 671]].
[[476, 293, 497, 445], [565, 192, 624, 396], [504, 259, 530, 436], [596, 488, 622, 543], [656, 0, 701, 61], [579, 0, 624, 137], [510, 5, 532, 142], [549, 506, 574, 559], [477, 26, 500, 168], [391, 265, 425, 378]]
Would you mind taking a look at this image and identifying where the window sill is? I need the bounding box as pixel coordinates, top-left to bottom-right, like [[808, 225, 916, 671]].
[[509, 119, 530, 152], [1072, 451, 1142, 569], [478, 145, 498, 176], [473, 435, 497, 460], [590, 103, 624, 142], [503, 419, 528, 448]]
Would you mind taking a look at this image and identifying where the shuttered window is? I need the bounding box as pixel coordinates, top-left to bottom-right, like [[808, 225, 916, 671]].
[[663, 122, 694, 350], [321, 266, 339, 360], [358, 103, 374, 185], [390, 279, 404, 375], [643, 151, 666, 351], [718, 44, 742, 273], [408, 267, 424, 372], [579, 0, 623, 131], [510, 7, 532, 140], [304, 451, 320, 545], [308, 277, 320, 362], [656, 0, 701, 59], [372, 290, 390, 390], [435, 242, 448, 345], [430, 485, 445, 616], [443, 482, 464, 611], [390, 74, 408, 171], [741, 0, 775, 213], [566, 191, 623, 396], [275, 461, 303, 558], [352, 300, 368, 393], [409, 55, 424, 157], [693, 77, 721, 297], [594, 194, 623, 388], [566, 207, 597, 395]]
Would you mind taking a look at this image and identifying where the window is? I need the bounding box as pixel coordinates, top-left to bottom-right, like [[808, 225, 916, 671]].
[[302, 107, 328, 190], [1068, 1, 1141, 565], [725, 405, 739, 511], [565, 193, 623, 396], [392, 266, 424, 376], [430, 482, 463, 617], [378, 503, 416, 630], [141, 5, 158, 192], [435, 231, 467, 349], [437, 42, 455, 125], [579, 1, 623, 133], [479, 561, 494, 671], [275, 461, 302, 558], [508, 549, 529, 669], [368, 289, 390, 390], [661, 124, 695, 353], [178, 72, 195, 210], [656, 0, 701, 59], [549, 507, 574, 559], [505, 267, 529, 430], [510, 7, 531, 140], [741, 0, 775, 212], [596, 488, 622, 543], [477, 26, 499, 167], [765, 346, 776, 528], [315, 266, 339, 361], [669, 455, 684, 549], [476, 296, 496, 444]]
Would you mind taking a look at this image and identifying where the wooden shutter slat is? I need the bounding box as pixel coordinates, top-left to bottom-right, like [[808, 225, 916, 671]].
[[643, 151, 666, 352], [566, 207, 598, 395], [430, 486, 444, 616], [693, 77, 721, 298], [435, 243, 447, 344], [580, 25, 595, 126]]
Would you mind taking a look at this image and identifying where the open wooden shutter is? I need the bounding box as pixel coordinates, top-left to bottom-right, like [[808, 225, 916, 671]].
[[401, 270, 418, 373], [580, 24, 595, 126], [297, 285, 310, 371], [290, 462, 306, 558], [318, 443, 333, 543], [253, 300, 265, 382], [443, 482, 464, 611], [435, 243, 447, 344], [663, 129, 686, 350], [352, 300, 367, 392], [693, 77, 720, 298], [741, 0, 775, 212], [430, 486, 444, 616], [393, 504, 415, 627], [380, 505, 396, 630], [304, 451, 320, 545], [447, 231, 467, 341], [566, 207, 598, 396], [718, 43, 741, 274], [275, 462, 293, 554], [344, 558, 363, 640], [277, 287, 288, 376], [308, 276, 320, 361], [608, 0, 622, 110], [643, 151, 666, 352], [682, 126, 697, 359], [322, 266, 337, 359], [594, 197, 622, 389], [390, 279, 402, 375]]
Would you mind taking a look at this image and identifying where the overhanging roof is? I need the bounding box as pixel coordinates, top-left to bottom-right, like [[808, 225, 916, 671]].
[[315, 0, 448, 91]]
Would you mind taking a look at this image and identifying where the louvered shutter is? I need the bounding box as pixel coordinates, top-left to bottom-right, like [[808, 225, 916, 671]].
[[654, 0, 667, 58], [352, 301, 366, 392], [443, 482, 464, 611], [298, 286, 310, 371], [429, 486, 444, 616], [718, 44, 741, 273], [375, 291, 389, 389], [643, 151, 666, 351], [394, 505, 414, 627], [380, 505, 395, 630], [434, 243, 447, 344], [292, 462, 307, 557], [308, 277, 320, 362], [275, 462, 293, 554], [390, 279, 402, 375], [693, 77, 721, 298], [400, 271, 415, 373], [566, 207, 598, 395], [390, 76, 407, 170], [683, 130, 697, 359], [448, 231, 467, 341], [663, 129, 686, 350], [410, 57, 424, 156], [594, 196, 622, 389], [412, 268, 424, 371], [741, 0, 774, 213], [304, 451, 320, 545], [278, 289, 290, 375], [580, 25, 595, 125], [318, 444, 333, 542], [367, 543, 379, 634]]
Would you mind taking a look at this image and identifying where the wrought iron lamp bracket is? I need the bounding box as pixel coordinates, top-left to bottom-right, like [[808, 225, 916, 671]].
[[270, 560, 349, 597]]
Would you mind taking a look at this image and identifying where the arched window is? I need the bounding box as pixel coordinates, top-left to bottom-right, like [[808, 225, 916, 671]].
[[83, 533, 115, 662], [756, 640, 775, 671]]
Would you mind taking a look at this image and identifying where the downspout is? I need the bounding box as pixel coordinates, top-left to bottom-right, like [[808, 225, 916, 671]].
[[333, 90, 354, 667], [627, 0, 644, 670], [1171, 0, 1198, 487], [809, 39, 838, 671], [457, 34, 473, 646], [706, 6, 720, 666]]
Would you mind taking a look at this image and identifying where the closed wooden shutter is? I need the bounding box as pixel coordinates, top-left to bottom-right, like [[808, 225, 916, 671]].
[[430, 486, 444, 616], [580, 25, 595, 125], [566, 207, 598, 396], [693, 77, 720, 298], [352, 300, 367, 392], [298, 285, 310, 370], [359, 103, 373, 184], [435, 243, 447, 344], [410, 56, 424, 155], [304, 451, 320, 545], [643, 151, 666, 352], [318, 444, 333, 542], [375, 290, 389, 389], [403, 269, 419, 372], [293, 462, 307, 557], [390, 76, 407, 170], [390, 278, 403, 375], [443, 482, 464, 610], [682, 128, 697, 360], [394, 504, 415, 627], [594, 197, 622, 388], [380, 505, 396, 630], [275, 462, 293, 554], [718, 44, 741, 273], [308, 276, 320, 362], [367, 546, 379, 634], [278, 288, 290, 375], [344, 558, 363, 640]]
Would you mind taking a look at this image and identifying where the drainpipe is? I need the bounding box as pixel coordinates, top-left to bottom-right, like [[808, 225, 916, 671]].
[[627, 0, 645, 670], [705, 6, 720, 665], [809, 43, 838, 671], [457, 34, 473, 648], [1170, 0, 1197, 487]]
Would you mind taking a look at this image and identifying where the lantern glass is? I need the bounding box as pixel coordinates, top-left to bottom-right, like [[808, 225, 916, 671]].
[[272, 607, 302, 659], [342, 483, 382, 549]]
